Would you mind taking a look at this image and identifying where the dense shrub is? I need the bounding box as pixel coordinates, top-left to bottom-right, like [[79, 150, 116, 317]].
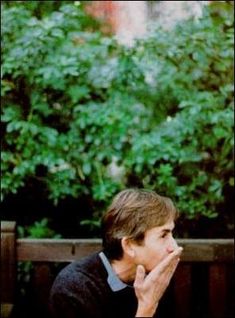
[[1, 1, 234, 236]]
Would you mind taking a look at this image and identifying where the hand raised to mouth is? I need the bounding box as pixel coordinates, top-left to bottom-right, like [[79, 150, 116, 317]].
[[134, 246, 183, 317]]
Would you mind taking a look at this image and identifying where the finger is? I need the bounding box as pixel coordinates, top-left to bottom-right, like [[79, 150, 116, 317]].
[[158, 254, 181, 286], [164, 259, 180, 286], [149, 247, 183, 279], [158, 247, 183, 271], [167, 257, 180, 277], [134, 265, 146, 288]]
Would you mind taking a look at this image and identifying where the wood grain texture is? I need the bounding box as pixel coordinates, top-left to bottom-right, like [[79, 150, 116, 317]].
[[16, 238, 234, 262]]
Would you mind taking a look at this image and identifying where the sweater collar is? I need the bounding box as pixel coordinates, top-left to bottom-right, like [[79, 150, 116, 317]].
[[99, 251, 129, 292]]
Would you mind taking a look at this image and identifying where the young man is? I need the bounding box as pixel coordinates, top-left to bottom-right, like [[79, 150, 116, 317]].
[[50, 189, 183, 318]]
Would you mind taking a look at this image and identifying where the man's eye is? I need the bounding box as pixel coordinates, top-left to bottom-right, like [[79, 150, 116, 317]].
[[161, 233, 167, 238]]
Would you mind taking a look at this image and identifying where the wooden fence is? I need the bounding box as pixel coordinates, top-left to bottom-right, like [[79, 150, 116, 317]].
[[1, 221, 234, 318]]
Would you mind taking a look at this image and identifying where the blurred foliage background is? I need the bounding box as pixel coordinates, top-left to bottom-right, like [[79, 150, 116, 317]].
[[1, 1, 234, 238]]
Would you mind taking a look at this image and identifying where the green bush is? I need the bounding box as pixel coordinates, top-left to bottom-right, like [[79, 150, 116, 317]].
[[1, 2, 234, 234]]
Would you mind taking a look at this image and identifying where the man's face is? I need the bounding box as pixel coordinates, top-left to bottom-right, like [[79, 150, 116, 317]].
[[132, 219, 178, 272]]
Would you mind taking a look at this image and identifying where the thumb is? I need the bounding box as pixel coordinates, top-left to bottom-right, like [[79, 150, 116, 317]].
[[134, 265, 146, 288]]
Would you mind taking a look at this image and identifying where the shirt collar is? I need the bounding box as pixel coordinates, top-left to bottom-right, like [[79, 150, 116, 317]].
[[99, 251, 128, 292]]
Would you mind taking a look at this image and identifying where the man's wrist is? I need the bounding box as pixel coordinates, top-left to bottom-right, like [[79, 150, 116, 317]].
[[135, 303, 158, 317]]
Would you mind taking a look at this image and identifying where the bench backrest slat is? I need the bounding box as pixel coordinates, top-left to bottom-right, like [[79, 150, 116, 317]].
[[16, 238, 234, 262]]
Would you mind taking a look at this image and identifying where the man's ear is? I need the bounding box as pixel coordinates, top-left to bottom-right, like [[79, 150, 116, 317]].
[[121, 237, 136, 258]]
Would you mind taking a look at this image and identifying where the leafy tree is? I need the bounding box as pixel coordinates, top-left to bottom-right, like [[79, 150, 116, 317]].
[[1, 1, 234, 237]]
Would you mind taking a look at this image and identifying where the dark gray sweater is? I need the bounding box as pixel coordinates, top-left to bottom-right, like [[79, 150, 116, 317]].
[[49, 252, 138, 318]]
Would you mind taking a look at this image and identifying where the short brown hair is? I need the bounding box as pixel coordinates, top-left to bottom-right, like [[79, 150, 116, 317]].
[[101, 188, 178, 260]]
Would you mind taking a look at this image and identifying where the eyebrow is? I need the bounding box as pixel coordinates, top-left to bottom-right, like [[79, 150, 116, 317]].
[[160, 229, 172, 234], [160, 225, 175, 233]]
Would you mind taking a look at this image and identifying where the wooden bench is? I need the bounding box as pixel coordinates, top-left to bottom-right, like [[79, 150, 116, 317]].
[[1, 221, 234, 318]]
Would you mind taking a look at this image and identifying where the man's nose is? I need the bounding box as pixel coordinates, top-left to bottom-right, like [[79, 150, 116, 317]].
[[167, 237, 178, 253]]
